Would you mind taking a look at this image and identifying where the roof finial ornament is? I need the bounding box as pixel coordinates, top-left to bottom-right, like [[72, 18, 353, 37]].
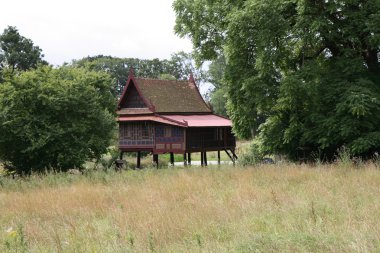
[[129, 67, 135, 78], [189, 72, 195, 83]]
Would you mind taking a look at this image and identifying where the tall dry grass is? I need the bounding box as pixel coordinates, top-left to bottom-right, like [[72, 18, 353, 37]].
[[0, 162, 380, 252]]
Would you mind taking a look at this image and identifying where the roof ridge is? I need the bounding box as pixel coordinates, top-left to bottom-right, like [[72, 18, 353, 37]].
[[135, 77, 189, 82]]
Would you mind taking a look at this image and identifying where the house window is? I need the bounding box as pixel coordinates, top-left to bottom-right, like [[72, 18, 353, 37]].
[[119, 127, 124, 139], [142, 123, 149, 139], [172, 127, 183, 137], [164, 126, 171, 137], [156, 126, 164, 137], [120, 124, 131, 139]]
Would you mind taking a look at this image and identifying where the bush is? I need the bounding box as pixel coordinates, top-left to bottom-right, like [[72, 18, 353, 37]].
[[97, 146, 120, 170], [0, 66, 116, 174], [239, 139, 264, 166], [374, 152, 380, 168]]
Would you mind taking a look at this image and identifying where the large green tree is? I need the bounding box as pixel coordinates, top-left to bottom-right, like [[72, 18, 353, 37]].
[[0, 66, 115, 173], [0, 26, 47, 74], [174, 0, 380, 160]]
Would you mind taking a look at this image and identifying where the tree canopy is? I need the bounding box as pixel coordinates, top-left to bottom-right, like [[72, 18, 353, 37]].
[[0, 66, 115, 173], [174, 0, 380, 160], [0, 26, 47, 74], [208, 55, 228, 116], [71, 51, 207, 96]]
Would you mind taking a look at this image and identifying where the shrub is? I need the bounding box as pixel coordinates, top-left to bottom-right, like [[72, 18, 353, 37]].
[[239, 139, 264, 166], [335, 146, 353, 168], [0, 66, 116, 174], [373, 152, 380, 168]]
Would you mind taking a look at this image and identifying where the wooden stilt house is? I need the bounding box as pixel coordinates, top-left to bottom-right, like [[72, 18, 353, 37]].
[[117, 70, 237, 168]]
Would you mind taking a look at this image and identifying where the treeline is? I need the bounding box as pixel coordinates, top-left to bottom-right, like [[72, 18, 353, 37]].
[[0, 26, 216, 174], [174, 0, 380, 161], [70, 51, 209, 96]]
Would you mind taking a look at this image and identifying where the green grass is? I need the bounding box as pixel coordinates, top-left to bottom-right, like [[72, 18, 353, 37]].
[[0, 161, 379, 252]]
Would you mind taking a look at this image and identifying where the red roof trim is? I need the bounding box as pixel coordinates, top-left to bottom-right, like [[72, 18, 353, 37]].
[[118, 113, 232, 127], [117, 115, 185, 127], [156, 114, 188, 127], [163, 114, 232, 127]]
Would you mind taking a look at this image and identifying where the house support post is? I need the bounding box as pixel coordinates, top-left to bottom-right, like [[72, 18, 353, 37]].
[[204, 151, 208, 166], [231, 149, 238, 160], [224, 149, 235, 166], [153, 154, 159, 169], [170, 152, 174, 166], [115, 151, 125, 170], [136, 151, 141, 169], [201, 152, 204, 166], [187, 153, 191, 165], [217, 150, 221, 165]]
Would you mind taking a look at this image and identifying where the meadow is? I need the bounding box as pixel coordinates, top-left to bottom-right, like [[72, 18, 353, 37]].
[[1, 159, 379, 252]]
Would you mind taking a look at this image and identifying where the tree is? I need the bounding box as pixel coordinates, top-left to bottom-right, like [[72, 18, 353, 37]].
[[174, 0, 380, 160], [167, 51, 208, 87], [208, 55, 228, 116], [159, 73, 176, 80], [0, 26, 47, 73], [0, 66, 115, 173], [71, 52, 207, 96], [210, 86, 228, 116], [208, 55, 226, 90]]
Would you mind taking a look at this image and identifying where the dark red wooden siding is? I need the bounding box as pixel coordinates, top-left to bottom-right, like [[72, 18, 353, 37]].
[[154, 124, 185, 153], [119, 122, 154, 149]]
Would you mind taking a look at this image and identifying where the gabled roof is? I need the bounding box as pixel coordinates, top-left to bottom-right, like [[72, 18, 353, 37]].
[[117, 71, 211, 114]]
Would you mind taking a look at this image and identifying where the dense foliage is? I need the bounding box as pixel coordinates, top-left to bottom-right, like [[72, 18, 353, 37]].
[[0, 26, 47, 74], [71, 51, 208, 96], [174, 0, 380, 160], [208, 55, 228, 116], [0, 66, 115, 173]]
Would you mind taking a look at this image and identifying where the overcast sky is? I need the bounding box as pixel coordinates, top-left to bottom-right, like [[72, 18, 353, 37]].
[[0, 0, 193, 66]]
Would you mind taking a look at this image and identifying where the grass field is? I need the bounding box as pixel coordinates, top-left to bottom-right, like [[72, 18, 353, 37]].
[[0, 162, 379, 252]]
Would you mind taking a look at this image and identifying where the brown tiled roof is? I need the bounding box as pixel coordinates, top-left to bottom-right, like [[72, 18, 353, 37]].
[[135, 78, 211, 113]]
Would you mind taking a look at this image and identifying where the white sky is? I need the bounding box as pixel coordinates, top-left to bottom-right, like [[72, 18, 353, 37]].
[[0, 0, 193, 66]]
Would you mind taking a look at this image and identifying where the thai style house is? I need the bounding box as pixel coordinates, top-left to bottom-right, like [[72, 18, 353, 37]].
[[117, 70, 237, 168]]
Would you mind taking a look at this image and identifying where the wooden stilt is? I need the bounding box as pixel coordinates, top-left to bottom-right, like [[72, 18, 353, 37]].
[[217, 150, 221, 165], [183, 153, 187, 166], [153, 154, 159, 168], [188, 153, 191, 165], [231, 149, 238, 160], [230, 149, 237, 166], [115, 151, 125, 170], [224, 149, 235, 166], [201, 152, 204, 166], [170, 152, 174, 166], [136, 151, 141, 169], [204, 151, 208, 166]]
